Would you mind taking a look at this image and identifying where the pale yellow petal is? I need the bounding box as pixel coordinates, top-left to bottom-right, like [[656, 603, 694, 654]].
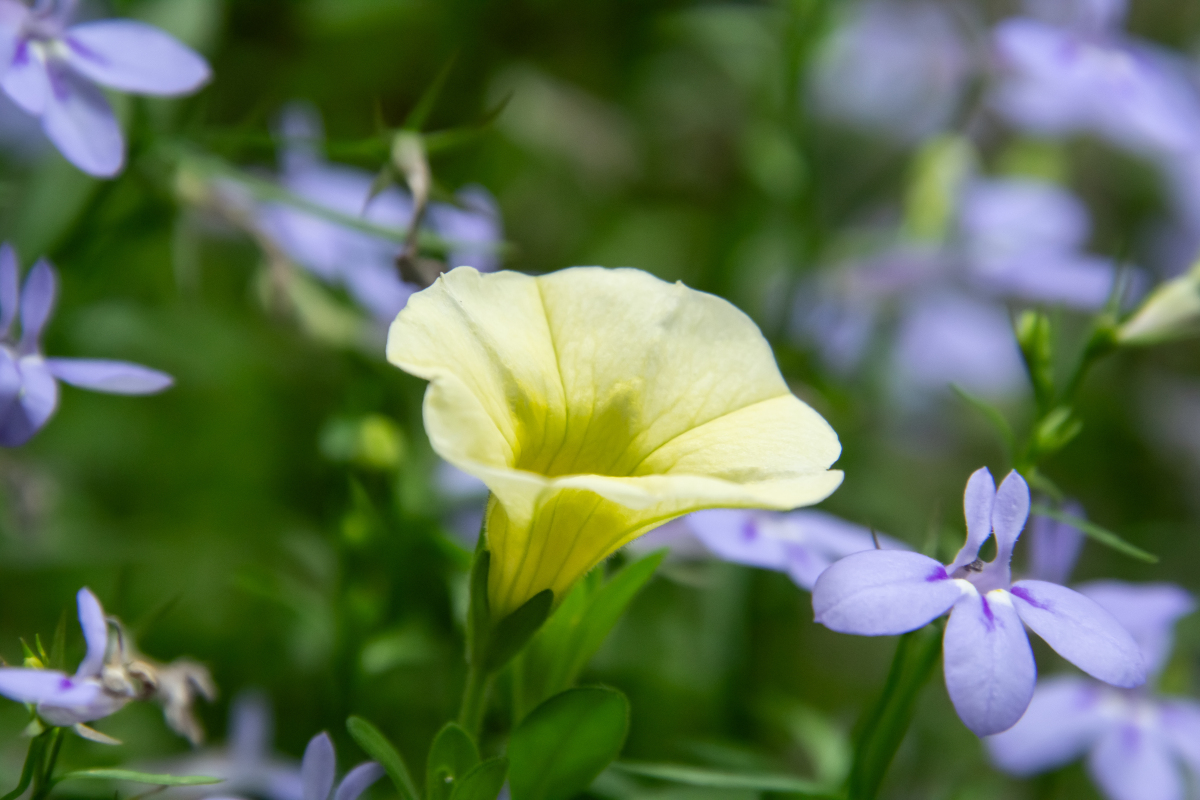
[[387, 266, 843, 616]]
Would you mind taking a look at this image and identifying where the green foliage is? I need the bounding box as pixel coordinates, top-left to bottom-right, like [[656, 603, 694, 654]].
[[347, 716, 421, 800], [449, 758, 509, 800], [515, 550, 666, 718], [54, 770, 222, 786], [426, 723, 480, 800], [508, 687, 630, 800], [610, 762, 834, 796]]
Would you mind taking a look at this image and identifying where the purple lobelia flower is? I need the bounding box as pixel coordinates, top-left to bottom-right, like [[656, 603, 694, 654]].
[[987, 583, 1198, 800], [812, 468, 1146, 736], [230, 733, 383, 800], [959, 178, 1116, 310], [155, 691, 304, 800], [0, 587, 130, 727], [0, 244, 173, 447], [684, 508, 905, 590], [258, 105, 503, 322], [811, 1, 973, 142], [0, 0, 211, 177], [990, 12, 1200, 159]]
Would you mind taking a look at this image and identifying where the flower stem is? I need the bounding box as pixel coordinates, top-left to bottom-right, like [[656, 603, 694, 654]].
[[30, 727, 64, 800], [458, 660, 492, 738], [846, 622, 944, 800]]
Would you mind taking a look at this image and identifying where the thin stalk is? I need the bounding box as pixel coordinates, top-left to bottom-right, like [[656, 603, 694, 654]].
[[846, 623, 944, 800], [31, 727, 64, 800], [457, 661, 492, 738]]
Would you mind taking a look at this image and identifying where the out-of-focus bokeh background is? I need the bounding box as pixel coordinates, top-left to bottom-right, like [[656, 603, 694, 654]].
[[0, 0, 1198, 798]]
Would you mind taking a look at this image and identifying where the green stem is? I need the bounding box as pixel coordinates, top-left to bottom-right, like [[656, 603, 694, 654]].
[[1, 731, 49, 800], [846, 623, 944, 800], [457, 660, 492, 738], [31, 727, 64, 800]]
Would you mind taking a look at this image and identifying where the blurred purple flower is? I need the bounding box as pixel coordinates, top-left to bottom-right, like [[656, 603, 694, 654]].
[[812, 468, 1145, 735], [258, 105, 503, 322], [960, 178, 1116, 309], [1025, 503, 1087, 586], [890, 291, 1027, 399], [0, 244, 173, 447], [258, 733, 382, 800], [0, 0, 210, 176], [987, 583, 1198, 800], [0, 587, 129, 726], [811, 1, 973, 142], [684, 508, 905, 590], [990, 16, 1200, 159], [157, 691, 304, 800]]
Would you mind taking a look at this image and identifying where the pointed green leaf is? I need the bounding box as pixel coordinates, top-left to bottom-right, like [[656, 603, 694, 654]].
[[346, 716, 420, 800], [519, 550, 665, 714], [449, 758, 508, 800], [1030, 506, 1158, 563], [482, 589, 553, 673], [404, 54, 459, 131], [49, 610, 68, 671], [508, 687, 629, 800], [609, 763, 832, 796], [56, 769, 221, 786], [427, 722, 480, 800]]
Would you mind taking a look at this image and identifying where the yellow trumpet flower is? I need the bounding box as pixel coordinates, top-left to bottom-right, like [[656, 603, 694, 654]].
[[387, 267, 843, 617]]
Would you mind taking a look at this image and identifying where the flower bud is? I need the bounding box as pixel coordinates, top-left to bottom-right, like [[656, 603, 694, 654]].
[[1117, 265, 1200, 346]]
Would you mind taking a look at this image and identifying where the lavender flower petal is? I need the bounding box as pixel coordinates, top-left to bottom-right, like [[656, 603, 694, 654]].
[[1074, 581, 1196, 677], [64, 21, 211, 95], [428, 186, 503, 273], [942, 589, 1037, 736], [333, 763, 384, 800], [0, 242, 18, 338], [18, 258, 56, 352], [74, 588, 108, 679], [230, 690, 272, 765], [1087, 723, 1184, 800], [301, 733, 336, 800], [985, 676, 1108, 774], [1011, 579, 1146, 687], [37, 685, 127, 726], [339, 261, 415, 322], [812, 550, 966, 635], [948, 467, 996, 573], [688, 509, 790, 571], [45, 358, 173, 394], [991, 470, 1031, 565], [39, 62, 124, 178], [0, 356, 59, 446], [2, 41, 50, 115], [1027, 503, 1085, 584], [1160, 700, 1200, 774], [0, 668, 97, 704]]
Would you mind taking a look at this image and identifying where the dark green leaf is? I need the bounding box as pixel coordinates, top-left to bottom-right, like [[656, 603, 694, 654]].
[[57, 770, 221, 786], [1031, 505, 1158, 563], [950, 384, 1014, 458], [482, 589, 553, 673], [609, 762, 833, 796], [346, 716, 420, 800], [49, 610, 67, 671], [404, 54, 459, 131], [519, 551, 665, 715], [427, 722, 480, 800], [508, 686, 629, 800], [449, 758, 508, 800]]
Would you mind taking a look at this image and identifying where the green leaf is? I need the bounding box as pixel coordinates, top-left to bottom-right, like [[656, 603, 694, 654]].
[[404, 54, 459, 132], [950, 384, 1014, 458], [609, 762, 833, 796], [466, 548, 491, 668], [848, 623, 944, 800], [508, 687, 630, 800], [518, 550, 665, 716], [427, 722, 480, 800], [449, 758, 508, 800], [346, 716, 420, 800], [1, 732, 48, 800], [482, 589, 554, 673], [1030, 506, 1158, 563], [56, 770, 221, 786]]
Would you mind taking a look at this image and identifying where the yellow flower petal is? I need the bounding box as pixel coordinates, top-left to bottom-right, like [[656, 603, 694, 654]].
[[388, 266, 843, 616]]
